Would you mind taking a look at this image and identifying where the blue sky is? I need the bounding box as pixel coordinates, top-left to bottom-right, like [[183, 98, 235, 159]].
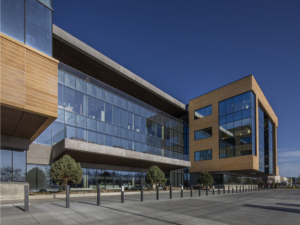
[[53, 0, 300, 178]]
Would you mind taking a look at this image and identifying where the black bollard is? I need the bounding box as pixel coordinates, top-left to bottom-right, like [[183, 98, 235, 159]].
[[228, 185, 230, 194], [240, 186, 241, 193], [218, 185, 220, 195], [232, 186, 234, 194], [243, 186, 244, 193], [199, 186, 201, 196], [181, 185, 183, 198], [97, 185, 101, 206], [223, 185, 225, 194], [236, 186, 238, 193], [190, 185, 193, 197], [206, 186, 208, 196], [141, 185, 143, 202], [213, 186, 214, 195], [24, 185, 29, 212], [170, 184, 172, 199], [121, 186, 124, 203], [66, 185, 70, 208], [156, 184, 159, 200]]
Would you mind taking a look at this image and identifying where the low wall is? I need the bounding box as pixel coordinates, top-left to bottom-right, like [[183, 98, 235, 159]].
[[0, 183, 28, 200]]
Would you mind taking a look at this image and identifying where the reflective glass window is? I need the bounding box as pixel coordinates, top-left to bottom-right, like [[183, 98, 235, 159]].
[[12, 151, 26, 182], [105, 135, 113, 146], [194, 149, 212, 161], [106, 123, 113, 135], [233, 95, 242, 112], [194, 127, 212, 141], [120, 109, 128, 129], [52, 121, 64, 138], [87, 118, 96, 131], [58, 70, 64, 84], [96, 87, 105, 100], [88, 131, 97, 143], [113, 106, 122, 127], [128, 102, 135, 112], [128, 112, 134, 130], [134, 115, 141, 132], [242, 108, 251, 119], [105, 92, 114, 104], [122, 128, 128, 139], [25, 0, 52, 55], [56, 109, 64, 123], [233, 111, 241, 121], [0, 150, 12, 181], [65, 111, 75, 125], [226, 113, 234, 123], [38, 125, 51, 144], [141, 108, 147, 117], [242, 92, 251, 110], [97, 121, 105, 133], [77, 128, 87, 141], [87, 83, 96, 97], [58, 84, 64, 109], [76, 114, 86, 128], [0, 0, 25, 43], [105, 103, 113, 124], [226, 98, 234, 114], [219, 115, 226, 125], [76, 78, 87, 93], [141, 117, 146, 134], [128, 130, 135, 140], [87, 96, 96, 119], [75, 91, 87, 116], [114, 126, 121, 137], [64, 87, 75, 112], [97, 133, 105, 145], [121, 98, 128, 110], [96, 100, 105, 121], [114, 95, 121, 107], [65, 73, 76, 89], [135, 105, 141, 115]]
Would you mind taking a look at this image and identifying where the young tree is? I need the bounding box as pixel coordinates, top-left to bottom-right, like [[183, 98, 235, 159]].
[[145, 165, 167, 187], [197, 171, 214, 187], [50, 155, 83, 187]]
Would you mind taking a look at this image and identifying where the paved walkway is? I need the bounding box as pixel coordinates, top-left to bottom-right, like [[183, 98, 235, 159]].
[[1, 189, 300, 225]]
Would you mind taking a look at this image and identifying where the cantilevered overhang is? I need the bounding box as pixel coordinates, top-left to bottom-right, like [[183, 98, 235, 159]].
[[52, 25, 186, 117], [52, 139, 190, 171]]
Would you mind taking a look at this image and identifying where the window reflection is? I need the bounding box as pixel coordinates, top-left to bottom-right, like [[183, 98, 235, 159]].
[[219, 91, 256, 158]]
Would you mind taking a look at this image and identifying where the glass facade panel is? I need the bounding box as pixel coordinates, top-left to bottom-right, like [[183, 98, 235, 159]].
[[37, 67, 188, 163], [194, 105, 212, 120], [219, 91, 256, 158], [194, 127, 212, 141], [195, 149, 212, 161], [25, 0, 52, 56], [0, 0, 25, 43]]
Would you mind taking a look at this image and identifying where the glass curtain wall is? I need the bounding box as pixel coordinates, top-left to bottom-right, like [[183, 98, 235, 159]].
[[27, 164, 147, 192], [0, 150, 26, 182], [259, 106, 265, 172], [0, 0, 53, 56], [264, 118, 274, 174], [219, 91, 256, 158], [34, 65, 187, 160]]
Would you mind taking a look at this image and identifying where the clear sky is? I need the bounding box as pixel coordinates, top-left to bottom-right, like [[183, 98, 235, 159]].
[[53, 0, 300, 178]]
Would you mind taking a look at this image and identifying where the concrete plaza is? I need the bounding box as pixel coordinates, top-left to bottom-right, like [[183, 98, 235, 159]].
[[1, 189, 300, 225]]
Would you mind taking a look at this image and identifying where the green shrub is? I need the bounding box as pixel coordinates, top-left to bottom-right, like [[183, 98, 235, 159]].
[[197, 171, 214, 187], [59, 186, 63, 192]]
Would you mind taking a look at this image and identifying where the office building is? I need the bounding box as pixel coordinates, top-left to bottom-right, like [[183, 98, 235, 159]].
[[0, 0, 278, 198]]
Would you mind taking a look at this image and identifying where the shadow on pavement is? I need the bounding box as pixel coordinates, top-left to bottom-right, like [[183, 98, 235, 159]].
[[276, 203, 300, 208], [101, 205, 181, 224], [243, 204, 300, 214]]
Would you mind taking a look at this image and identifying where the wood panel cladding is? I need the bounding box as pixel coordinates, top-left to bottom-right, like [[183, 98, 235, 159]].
[[0, 33, 59, 143], [189, 75, 278, 175]]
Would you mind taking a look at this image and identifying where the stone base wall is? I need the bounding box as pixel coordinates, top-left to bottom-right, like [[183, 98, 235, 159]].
[[0, 183, 28, 200]]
